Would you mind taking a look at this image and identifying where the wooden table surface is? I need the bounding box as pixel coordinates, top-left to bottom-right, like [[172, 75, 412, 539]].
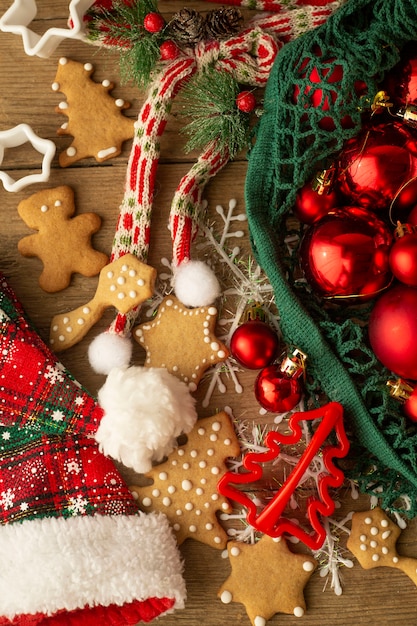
[[1, 2, 417, 625]]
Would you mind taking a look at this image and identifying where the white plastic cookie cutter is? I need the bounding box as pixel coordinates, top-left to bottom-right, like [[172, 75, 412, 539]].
[[0, 124, 56, 192], [0, 0, 94, 58]]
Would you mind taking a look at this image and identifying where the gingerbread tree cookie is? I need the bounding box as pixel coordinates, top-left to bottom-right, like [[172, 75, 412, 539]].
[[347, 507, 417, 586], [17, 185, 108, 293], [133, 295, 229, 390], [52, 57, 135, 167], [130, 412, 241, 549], [218, 535, 317, 625]]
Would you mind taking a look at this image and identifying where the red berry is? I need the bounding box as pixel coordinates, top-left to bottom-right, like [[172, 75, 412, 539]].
[[236, 91, 256, 113], [143, 12, 165, 33], [160, 40, 179, 61]]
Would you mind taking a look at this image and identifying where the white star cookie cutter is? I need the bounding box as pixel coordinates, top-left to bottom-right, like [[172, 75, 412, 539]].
[[0, 124, 56, 192], [0, 0, 94, 58]]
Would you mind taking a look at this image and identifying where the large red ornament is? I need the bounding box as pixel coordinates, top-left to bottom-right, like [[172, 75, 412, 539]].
[[299, 206, 393, 299], [369, 284, 417, 380], [230, 319, 279, 370], [389, 223, 417, 286], [338, 122, 417, 213], [293, 180, 339, 224], [382, 43, 417, 108]]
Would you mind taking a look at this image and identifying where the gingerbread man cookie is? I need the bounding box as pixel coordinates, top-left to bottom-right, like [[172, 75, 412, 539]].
[[17, 185, 108, 292]]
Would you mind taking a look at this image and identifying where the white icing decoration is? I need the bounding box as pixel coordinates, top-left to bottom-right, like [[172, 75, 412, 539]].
[[370, 526, 379, 536], [364, 517, 372, 524], [293, 607, 304, 618], [77, 318, 85, 325], [220, 590, 232, 604], [210, 434, 218, 442], [372, 554, 380, 562], [182, 463, 190, 470], [210, 341, 219, 351], [83, 307, 90, 314], [189, 525, 197, 532], [382, 547, 389, 554], [303, 561, 314, 572], [211, 466, 220, 475], [214, 536, 222, 544], [98, 147, 117, 159], [162, 497, 171, 506], [137, 278, 145, 286], [129, 290, 137, 298], [393, 556, 399, 563], [205, 523, 213, 531], [360, 544, 367, 551], [382, 530, 391, 539], [115, 98, 125, 107], [360, 534, 367, 542], [254, 617, 266, 626], [84, 62, 93, 71], [129, 269, 136, 277], [51, 82, 60, 91], [66, 147, 76, 156], [370, 540, 378, 548], [59, 101, 68, 110], [167, 485, 176, 494], [102, 79, 110, 87], [59, 57, 68, 65], [142, 497, 151, 507], [159, 472, 168, 480], [107, 271, 114, 279], [212, 421, 221, 431], [152, 489, 160, 497], [185, 502, 193, 511], [381, 519, 389, 528], [117, 292, 125, 299], [182, 479, 193, 491], [190, 450, 198, 458], [208, 307, 217, 316], [173, 523, 180, 531], [198, 427, 206, 435], [40, 204, 48, 212], [230, 546, 240, 557], [177, 449, 185, 456], [55, 200, 61, 207]]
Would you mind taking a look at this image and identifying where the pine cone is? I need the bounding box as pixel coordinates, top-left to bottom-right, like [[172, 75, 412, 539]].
[[204, 7, 243, 40], [168, 8, 206, 45]]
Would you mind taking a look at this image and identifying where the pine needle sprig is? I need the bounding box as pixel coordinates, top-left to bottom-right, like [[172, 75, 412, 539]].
[[86, 0, 165, 87], [179, 68, 252, 159]]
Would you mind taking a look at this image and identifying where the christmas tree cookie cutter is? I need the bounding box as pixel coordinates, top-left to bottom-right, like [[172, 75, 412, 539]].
[[217, 402, 349, 550], [0, 124, 56, 192], [0, 0, 93, 58]]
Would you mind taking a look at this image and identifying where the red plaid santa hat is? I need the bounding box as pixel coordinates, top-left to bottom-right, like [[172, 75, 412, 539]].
[[0, 274, 186, 626]]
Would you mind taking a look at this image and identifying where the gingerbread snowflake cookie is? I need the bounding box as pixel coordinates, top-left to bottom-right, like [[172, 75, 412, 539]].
[[133, 295, 229, 390], [218, 535, 317, 625], [17, 185, 108, 292], [52, 57, 135, 167], [129, 411, 241, 549]]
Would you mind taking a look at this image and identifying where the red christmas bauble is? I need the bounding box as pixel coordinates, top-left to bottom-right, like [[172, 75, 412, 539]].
[[393, 177, 417, 219], [338, 122, 417, 212], [299, 206, 393, 299], [382, 43, 417, 108], [254, 365, 302, 413], [230, 321, 280, 369], [236, 91, 256, 113], [389, 227, 417, 286], [293, 182, 339, 224], [369, 284, 417, 380], [143, 12, 165, 33], [160, 40, 179, 60]]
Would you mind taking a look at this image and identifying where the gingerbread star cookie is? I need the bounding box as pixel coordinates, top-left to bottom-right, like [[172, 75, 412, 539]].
[[218, 535, 317, 625], [17, 185, 108, 293], [129, 411, 241, 549], [52, 57, 135, 167], [133, 295, 229, 389], [347, 507, 417, 586]]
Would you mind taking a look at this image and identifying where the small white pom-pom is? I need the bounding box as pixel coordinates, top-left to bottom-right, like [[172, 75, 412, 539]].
[[173, 260, 221, 307], [88, 332, 133, 375], [96, 366, 197, 473]]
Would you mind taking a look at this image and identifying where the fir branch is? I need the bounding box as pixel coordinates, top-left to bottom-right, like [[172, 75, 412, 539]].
[[86, 0, 165, 87], [179, 69, 252, 158]]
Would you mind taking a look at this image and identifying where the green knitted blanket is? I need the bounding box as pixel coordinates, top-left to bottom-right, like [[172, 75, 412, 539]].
[[245, 0, 417, 515]]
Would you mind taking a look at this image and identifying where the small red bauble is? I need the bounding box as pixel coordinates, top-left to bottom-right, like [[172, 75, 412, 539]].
[[255, 366, 302, 413], [338, 122, 417, 212], [369, 284, 417, 380], [143, 12, 165, 33], [293, 181, 339, 224], [389, 224, 417, 286], [230, 320, 279, 370], [236, 91, 256, 113], [382, 44, 417, 108], [160, 40, 179, 60], [299, 206, 393, 300]]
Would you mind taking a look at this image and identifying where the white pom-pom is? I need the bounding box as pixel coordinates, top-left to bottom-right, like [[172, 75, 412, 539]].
[[88, 332, 133, 375], [96, 366, 197, 473], [173, 260, 221, 307]]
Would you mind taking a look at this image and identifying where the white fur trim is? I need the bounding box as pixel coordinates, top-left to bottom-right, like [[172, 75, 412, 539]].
[[88, 332, 133, 374], [0, 512, 186, 619], [172, 260, 221, 307], [96, 366, 197, 473]]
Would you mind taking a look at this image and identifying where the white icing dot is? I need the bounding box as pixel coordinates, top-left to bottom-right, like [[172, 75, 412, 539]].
[[205, 523, 213, 531], [182, 479, 193, 491], [84, 62, 93, 71], [40, 204, 48, 213], [177, 449, 185, 456], [129, 269, 136, 277], [117, 292, 125, 300], [212, 421, 221, 432], [176, 509, 182, 516], [166, 299, 173, 307], [370, 540, 378, 548], [137, 278, 145, 286], [162, 497, 171, 506], [142, 497, 152, 507], [382, 547, 389, 554], [183, 462, 190, 470], [359, 534, 367, 542], [218, 350, 226, 358], [372, 554, 380, 562], [393, 556, 399, 563], [210, 341, 219, 351], [221, 502, 229, 510], [189, 525, 197, 533], [224, 438, 231, 445], [255, 617, 267, 626], [364, 517, 372, 525], [173, 523, 180, 531], [303, 561, 315, 572], [190, 450, 198, 458], [207, 449, 215, 456], [102, 79, 110, 87], [185, 502, 193, 511], [129, 290, 137, 298], [211, 493, 219, 501], [152, 489, 160, 497], [77, 318, 85, 325], [66, 146, 76, 156], [59, 57, 68, 65], [210, 434, 218, 442], [107, 271, 114, 279], [230, 546, 240, 557], [293, 607, 304, 618], [196, 488, 203, 496], [58, 335, 65, 342], [208, 307, 217, 316], [159, 472, 168, 480], [370, 526, 379, 536], [51, 82, 60, 91], [83, 306, 91, 315], [220, 590, 233, 604], [360, 544, 367, 551], [198, 427, 206, 435], [199, 461, 207, 469], [117, 276, 126, 285], [214, 536, 222, 544], [382, 530, 391, 539], [52, 324, 58, 331], [381, 519, 389, 528], [115, 98, 125, 107], [109, 285, 116, 292], [211, 466, 220, 475], [200, 478, 207, 485], [54, 200, 61, 207], [195, 509, 202, 516], [66, 326, 72, 333]]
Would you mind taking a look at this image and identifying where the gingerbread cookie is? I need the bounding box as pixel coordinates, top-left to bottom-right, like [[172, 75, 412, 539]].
[[52, 57, 135, 167], [218, 534, 317, 625], [129, 411, 241, 549], [347, 507, 417, 586], [133, 295, 229, 390], [17, 185, 108, 293]]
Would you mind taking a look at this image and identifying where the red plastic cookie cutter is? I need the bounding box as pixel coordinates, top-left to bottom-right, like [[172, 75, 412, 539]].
[[217, 402, 349, 550]]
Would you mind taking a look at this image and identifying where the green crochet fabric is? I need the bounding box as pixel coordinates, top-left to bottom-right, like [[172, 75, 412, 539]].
[[245, 0, 417, 514]]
